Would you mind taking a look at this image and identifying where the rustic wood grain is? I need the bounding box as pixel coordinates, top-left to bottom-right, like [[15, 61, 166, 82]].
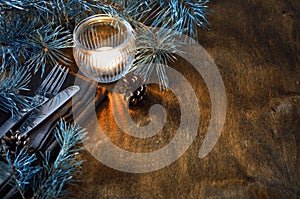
[[71, 0, 300, 198]]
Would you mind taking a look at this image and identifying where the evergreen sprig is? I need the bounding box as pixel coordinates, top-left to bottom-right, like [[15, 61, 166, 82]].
[[1, 148, 40, 197], [0, 0, 211, 90], [0, 66, 35, 116], [26, 24, 73, 74], [0, 16, 73, 74], [31, 120, 86, 199], [132, 24, 184, 88], [29, 0, 97, 26], [0, 0, 33, 11], [0, 16, 35, 69], [146, 0, 210, 38], [87, 0, 153, 23], [0, 119, 86, 199]]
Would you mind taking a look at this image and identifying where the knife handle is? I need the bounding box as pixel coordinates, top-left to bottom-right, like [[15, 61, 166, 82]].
[[0, 110, 33, 138]]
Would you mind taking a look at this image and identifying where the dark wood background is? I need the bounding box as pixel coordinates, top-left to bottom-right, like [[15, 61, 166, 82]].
[[71, 0, 300, 198]]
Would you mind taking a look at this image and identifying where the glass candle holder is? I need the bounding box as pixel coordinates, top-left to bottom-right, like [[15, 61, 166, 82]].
[[73, 14, 135, 83]]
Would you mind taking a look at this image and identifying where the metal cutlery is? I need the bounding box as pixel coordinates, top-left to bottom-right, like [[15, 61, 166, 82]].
[[18, 85, 80, 135], [0, 70, 74, 196], [0, 65, 69, 138]]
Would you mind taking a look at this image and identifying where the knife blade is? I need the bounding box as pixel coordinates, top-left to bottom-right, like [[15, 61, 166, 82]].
[[19, 85, 80, 135]]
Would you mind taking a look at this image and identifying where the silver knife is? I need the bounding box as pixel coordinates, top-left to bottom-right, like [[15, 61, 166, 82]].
[[19, 85, 80, 135], [0, 98, 49, 138]]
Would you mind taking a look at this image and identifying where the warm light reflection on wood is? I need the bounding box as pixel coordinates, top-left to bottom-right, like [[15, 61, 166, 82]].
[[95, 86, 182, 153]]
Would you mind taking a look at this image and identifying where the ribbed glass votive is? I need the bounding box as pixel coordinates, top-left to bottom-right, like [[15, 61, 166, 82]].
[[73, 14, 135, 83]]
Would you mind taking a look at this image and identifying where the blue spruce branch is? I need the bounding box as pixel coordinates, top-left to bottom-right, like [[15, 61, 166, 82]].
[[31, 120, 86, 199], [0, 16, 36, 69], [0, 119, 86, 199], [131, 23, 184, 89], [0, 0, 211, 89], [148, 0, 210, 38], [0, 66, 35, 116], [26, 24, 73, 74], [0, 0, 34, 11]]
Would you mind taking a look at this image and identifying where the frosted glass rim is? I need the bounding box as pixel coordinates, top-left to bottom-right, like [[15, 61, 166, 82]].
[[73, 14, 134, 52]]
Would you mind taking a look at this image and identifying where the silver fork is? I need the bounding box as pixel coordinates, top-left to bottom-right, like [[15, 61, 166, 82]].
[[0, 64, 69, 137]]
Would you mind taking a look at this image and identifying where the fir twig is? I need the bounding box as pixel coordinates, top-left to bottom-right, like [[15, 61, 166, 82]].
[[0, 66, 35, 116], [1, 148, 40, 198], [131, 23, 184, 89], [148, 0, 210, 39], [26, 24, 73, 74], [0, 0, 211, 89], [0, 0, 33, 11], [31, 0, 98, 26], [0, 16, 36, 69], [31, 119, 86, 199], [0, 119, 86, 199]]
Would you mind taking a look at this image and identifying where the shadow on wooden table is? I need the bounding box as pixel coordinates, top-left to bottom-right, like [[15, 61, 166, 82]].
[[70, 0, 300, 198]]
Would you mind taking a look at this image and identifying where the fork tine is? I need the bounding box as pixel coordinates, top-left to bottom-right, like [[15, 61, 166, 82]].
[[49, 67, 69, 95], [36, 64, 69, 98], [41, 65, 62, 96], [35, 65, 59, 95], [45, 66, 65, 96]]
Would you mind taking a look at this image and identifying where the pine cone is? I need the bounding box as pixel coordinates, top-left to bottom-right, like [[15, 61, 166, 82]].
[[116, 73, 147, 106], [0, 130, 30, 157]]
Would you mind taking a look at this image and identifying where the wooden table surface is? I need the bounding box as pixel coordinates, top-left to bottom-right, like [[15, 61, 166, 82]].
[[71, 0, 300, 198]]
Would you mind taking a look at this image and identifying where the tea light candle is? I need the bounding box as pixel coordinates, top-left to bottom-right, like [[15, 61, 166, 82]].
[[89, 47, 121, 74], [73, 14, 135, 83]]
